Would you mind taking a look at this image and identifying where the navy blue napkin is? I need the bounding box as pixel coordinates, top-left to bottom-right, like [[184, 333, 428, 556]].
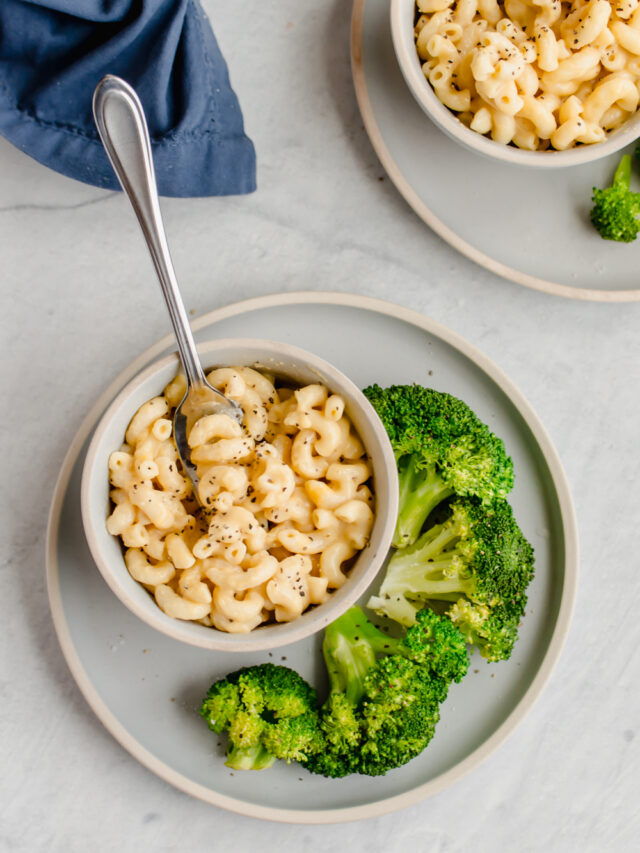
[[0, 0, 256, 197]]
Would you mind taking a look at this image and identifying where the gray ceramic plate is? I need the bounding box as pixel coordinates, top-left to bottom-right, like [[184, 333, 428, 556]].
[[46, 293, 578, 823], [352, 0, 640, 302]]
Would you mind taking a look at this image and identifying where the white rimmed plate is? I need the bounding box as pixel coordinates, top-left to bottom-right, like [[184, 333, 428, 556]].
[[46, 292, 578, 823], [351, 0, 640, 302]]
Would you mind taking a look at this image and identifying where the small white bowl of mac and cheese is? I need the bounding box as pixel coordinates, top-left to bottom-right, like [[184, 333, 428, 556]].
[[81, 339, 398, 652], [391, 0, 640, 166]]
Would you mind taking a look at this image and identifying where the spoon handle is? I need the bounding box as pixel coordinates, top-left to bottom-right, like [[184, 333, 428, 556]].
[[93, 75, 206, 387]]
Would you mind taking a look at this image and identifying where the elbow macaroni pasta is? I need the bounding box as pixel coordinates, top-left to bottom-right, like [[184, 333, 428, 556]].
[[414, 0, 640, 149], [106, 367, 375, 633]]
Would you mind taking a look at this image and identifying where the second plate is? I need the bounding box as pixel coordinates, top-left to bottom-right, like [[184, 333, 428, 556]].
[[352, 0, 640, 302]]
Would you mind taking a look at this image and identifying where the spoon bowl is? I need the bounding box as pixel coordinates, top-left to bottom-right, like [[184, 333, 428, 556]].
[[173, 383, 243, 501]]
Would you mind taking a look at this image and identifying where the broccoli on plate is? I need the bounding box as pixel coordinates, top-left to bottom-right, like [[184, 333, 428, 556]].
[[305, 605, 469, 778], [200, 663, 322, 770], [363, 384, 514, 549], [199, 610, 469, 777], [591, 153, 640, 242], [367, 498, 535, 662]]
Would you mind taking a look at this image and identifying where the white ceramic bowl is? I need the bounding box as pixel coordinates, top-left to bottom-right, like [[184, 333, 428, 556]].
[[81, 338, 398, 652], [391, 0, 640, 168]]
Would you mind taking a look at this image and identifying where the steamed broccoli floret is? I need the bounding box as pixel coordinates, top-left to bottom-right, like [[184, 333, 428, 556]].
[[304, 606, 468, 778], [591, 154, 640, 242], [363, 384, 513, 549], [367, 498, 534, 662], [447, 598, 523, 665], [199, 610, 469, 778], [200, 664, 322, 770]]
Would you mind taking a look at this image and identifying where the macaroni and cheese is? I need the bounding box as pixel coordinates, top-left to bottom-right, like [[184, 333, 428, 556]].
[[106, 367, 375, 633], [414, 0, 640, 149]]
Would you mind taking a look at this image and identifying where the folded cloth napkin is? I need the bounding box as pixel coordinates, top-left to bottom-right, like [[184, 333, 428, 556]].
[[0, 0, 256, 197]]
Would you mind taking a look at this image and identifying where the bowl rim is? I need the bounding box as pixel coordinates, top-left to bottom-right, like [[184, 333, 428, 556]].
[[390, 0, 640, 168], [80, 336, 398, 652]]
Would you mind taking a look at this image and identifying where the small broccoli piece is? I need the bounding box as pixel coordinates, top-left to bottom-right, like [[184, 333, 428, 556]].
[[368, 498, 534, 662], [200, 664, 322, 770], [591, 154, 640, 242], [402, 606, 471, 686], [304, 606, 468, 778], [447, 599, 521, 665], [363, 384, 513, 548]]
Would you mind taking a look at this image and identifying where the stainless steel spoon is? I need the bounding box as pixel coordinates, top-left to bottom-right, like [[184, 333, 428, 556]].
[[92, 75, 243, 504]]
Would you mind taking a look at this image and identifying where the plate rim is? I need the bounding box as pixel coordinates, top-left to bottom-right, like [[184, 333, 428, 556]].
[[46, 290, 579, 824], [351, 0, 640, 304]]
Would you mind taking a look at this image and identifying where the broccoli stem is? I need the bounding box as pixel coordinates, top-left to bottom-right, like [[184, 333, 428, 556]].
[[394, 455, 454, 548], [380, 515, 472, 603], [226, 743, 276, 771], [615, 153, 632, 189], [367, 593, 421, 626], [322, 607, 402, 705], [383, 556, 468, 600]]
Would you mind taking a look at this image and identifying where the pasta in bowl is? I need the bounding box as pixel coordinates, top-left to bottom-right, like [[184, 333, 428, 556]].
[[391, 0, 640, 166], [81, 339, 398, 652]]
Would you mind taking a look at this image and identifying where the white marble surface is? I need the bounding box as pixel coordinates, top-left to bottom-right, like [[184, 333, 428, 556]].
[[1, 1, 639, 850]]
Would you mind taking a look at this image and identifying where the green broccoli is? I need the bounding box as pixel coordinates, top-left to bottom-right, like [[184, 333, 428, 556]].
[[304, 605, 469, 778], [367, 498, 534, 662], [363, 384, 513, 549], [200, 663, 322, 770], [591, 154, 640, 242]]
